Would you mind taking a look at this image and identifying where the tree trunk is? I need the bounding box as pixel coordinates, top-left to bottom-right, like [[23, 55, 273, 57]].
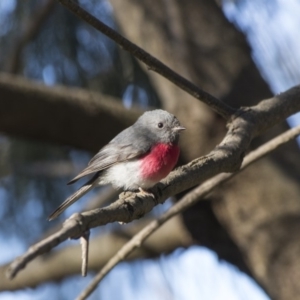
[[109, 0, 300, 299]]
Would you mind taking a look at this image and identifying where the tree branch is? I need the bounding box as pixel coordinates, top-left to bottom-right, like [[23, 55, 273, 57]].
[[80, 230, 90, 277], [57, 0, 236, 119], [6, 85, 300, 281], [0, 73, 141, 152], [1, 216, 191, 290], [77, 121, 300, 300]]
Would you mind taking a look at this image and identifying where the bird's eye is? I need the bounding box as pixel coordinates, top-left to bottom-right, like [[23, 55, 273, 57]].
[[157, 122, 164, 128]]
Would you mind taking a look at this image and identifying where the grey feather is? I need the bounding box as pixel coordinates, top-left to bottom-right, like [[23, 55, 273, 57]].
[[48, 176, 98, 220], [68, 129, 152, 184]]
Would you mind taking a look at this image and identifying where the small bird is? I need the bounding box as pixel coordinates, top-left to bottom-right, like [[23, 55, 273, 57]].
[[48, 109, 185, 220]]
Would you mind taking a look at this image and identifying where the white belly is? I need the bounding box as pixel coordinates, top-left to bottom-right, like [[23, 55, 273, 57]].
[[98, 160, 156, 190]]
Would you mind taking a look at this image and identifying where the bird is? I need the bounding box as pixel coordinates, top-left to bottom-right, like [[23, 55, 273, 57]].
[[48, 109, 185, 220]]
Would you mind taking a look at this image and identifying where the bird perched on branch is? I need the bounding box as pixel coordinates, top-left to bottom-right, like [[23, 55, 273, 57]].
[[49, 109, 185, 220]]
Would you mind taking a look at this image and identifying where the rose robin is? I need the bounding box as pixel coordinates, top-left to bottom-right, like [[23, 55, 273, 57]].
[[49, 109, 185, 220]]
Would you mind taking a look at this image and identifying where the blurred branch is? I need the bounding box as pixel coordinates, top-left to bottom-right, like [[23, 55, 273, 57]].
[[80, 230, 90, 277], [6, 84, 300, 281], [18, 160, 80, 177], [78, 124, 300, 299], [7, 0, 56, 73], [0, 73, 141, 152], [57, 0, 236, 120], [0, 216, 191, 290]]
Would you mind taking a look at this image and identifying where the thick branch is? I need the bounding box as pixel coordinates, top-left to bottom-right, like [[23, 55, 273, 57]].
[[57, 0, 236, 119], [78, 122, 300, 300], [6, 84, 300, 280], [0, 73, 141, 152]]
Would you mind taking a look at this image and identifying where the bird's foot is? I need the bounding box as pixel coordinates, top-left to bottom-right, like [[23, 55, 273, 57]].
[[138, 187, 155, 198]]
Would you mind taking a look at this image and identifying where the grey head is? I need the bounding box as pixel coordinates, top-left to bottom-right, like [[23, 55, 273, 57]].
[[133, 109, 185, 144]]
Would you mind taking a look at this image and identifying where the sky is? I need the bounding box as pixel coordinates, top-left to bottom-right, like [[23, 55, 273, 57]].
[[223, 0, 300, 129]]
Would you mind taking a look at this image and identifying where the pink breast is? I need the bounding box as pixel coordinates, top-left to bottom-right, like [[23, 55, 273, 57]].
[[140, 143, 180, 182]]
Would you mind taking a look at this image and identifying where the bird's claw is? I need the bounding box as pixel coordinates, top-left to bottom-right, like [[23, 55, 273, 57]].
[[138, 187, 155, 198]]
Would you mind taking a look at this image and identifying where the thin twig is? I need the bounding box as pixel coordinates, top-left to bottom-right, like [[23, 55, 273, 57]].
[[80, 230, 90, 277], [57, 0, 236, 119], [77, 124, 300, 300]]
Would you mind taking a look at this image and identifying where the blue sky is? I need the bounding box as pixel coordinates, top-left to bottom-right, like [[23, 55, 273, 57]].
[[223, 0, 300, 129]]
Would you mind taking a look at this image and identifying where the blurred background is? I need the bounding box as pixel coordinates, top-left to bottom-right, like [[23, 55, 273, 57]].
[[1, 0, 300, 299]]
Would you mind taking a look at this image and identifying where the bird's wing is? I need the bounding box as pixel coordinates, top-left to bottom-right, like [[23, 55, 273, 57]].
[[68, 127, 152, 184]]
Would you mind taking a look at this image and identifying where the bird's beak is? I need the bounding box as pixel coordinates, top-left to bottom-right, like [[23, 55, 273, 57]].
[[173, 126, 186, 132]]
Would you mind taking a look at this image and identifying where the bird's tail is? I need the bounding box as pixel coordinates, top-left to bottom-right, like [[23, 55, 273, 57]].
[[48, 176, 97, 221]]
